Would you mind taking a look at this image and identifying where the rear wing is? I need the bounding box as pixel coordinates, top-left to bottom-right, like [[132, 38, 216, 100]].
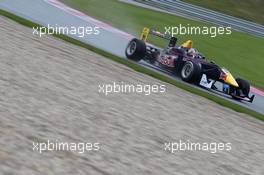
[[140, 27, 177, 47]]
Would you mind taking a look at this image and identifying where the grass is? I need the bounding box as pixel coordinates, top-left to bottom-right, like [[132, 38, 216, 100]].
[[60, 0, 264, 90], [183, 0, 264, 25], [1, 9, 263, 121]]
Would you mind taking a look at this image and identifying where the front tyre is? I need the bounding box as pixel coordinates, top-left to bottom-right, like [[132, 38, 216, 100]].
[[180, 61, 201, 83], [231, 78, 250, 99], [125, 38, 146, 62]]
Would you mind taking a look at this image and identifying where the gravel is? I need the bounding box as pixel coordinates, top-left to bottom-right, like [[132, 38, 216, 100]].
[[0, 16, 263, 175]]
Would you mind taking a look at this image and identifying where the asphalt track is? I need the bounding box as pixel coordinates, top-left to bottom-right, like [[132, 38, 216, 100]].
[[133, 0, 264, 38], [0, 0, 264, 115]]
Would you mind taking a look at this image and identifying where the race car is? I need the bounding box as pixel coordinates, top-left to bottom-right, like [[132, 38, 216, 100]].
[[125, 27, 255, 102]]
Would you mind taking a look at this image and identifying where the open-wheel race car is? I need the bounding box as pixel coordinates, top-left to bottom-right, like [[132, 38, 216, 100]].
[[125, 27, 255, 102]]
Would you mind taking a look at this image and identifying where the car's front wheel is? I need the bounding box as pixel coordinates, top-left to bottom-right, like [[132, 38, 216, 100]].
[[125, 38, 146, 62], [231, 78, 250, 99]]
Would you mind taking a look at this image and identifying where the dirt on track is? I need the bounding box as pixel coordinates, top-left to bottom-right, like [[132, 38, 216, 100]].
[[0, 16, 263, 175]]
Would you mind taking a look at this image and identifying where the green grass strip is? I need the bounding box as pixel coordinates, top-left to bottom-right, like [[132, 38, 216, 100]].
[[1, 9, 263, 121], [183, 0, 264, 25]]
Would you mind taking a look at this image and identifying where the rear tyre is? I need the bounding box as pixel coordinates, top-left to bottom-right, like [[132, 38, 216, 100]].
[[125, 38, 146, 62], [180, 61, 201, 83]]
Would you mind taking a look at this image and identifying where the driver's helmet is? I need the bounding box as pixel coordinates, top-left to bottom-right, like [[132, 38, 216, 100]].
[[181, 40, 193, 49]]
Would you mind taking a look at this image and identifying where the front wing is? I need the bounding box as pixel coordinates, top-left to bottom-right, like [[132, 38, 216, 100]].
[[199, 74, 255, 103]]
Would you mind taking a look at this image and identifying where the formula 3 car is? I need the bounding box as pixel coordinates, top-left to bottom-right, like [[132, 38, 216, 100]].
[[125, 27, 255, 102]]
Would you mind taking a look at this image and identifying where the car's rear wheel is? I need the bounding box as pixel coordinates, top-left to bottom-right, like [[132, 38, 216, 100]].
[[180, 61, 201, 83], [125, 38, 146, 62]]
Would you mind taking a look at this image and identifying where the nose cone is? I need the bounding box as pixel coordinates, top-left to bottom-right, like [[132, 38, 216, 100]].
[[225, 73, 239, 87]]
